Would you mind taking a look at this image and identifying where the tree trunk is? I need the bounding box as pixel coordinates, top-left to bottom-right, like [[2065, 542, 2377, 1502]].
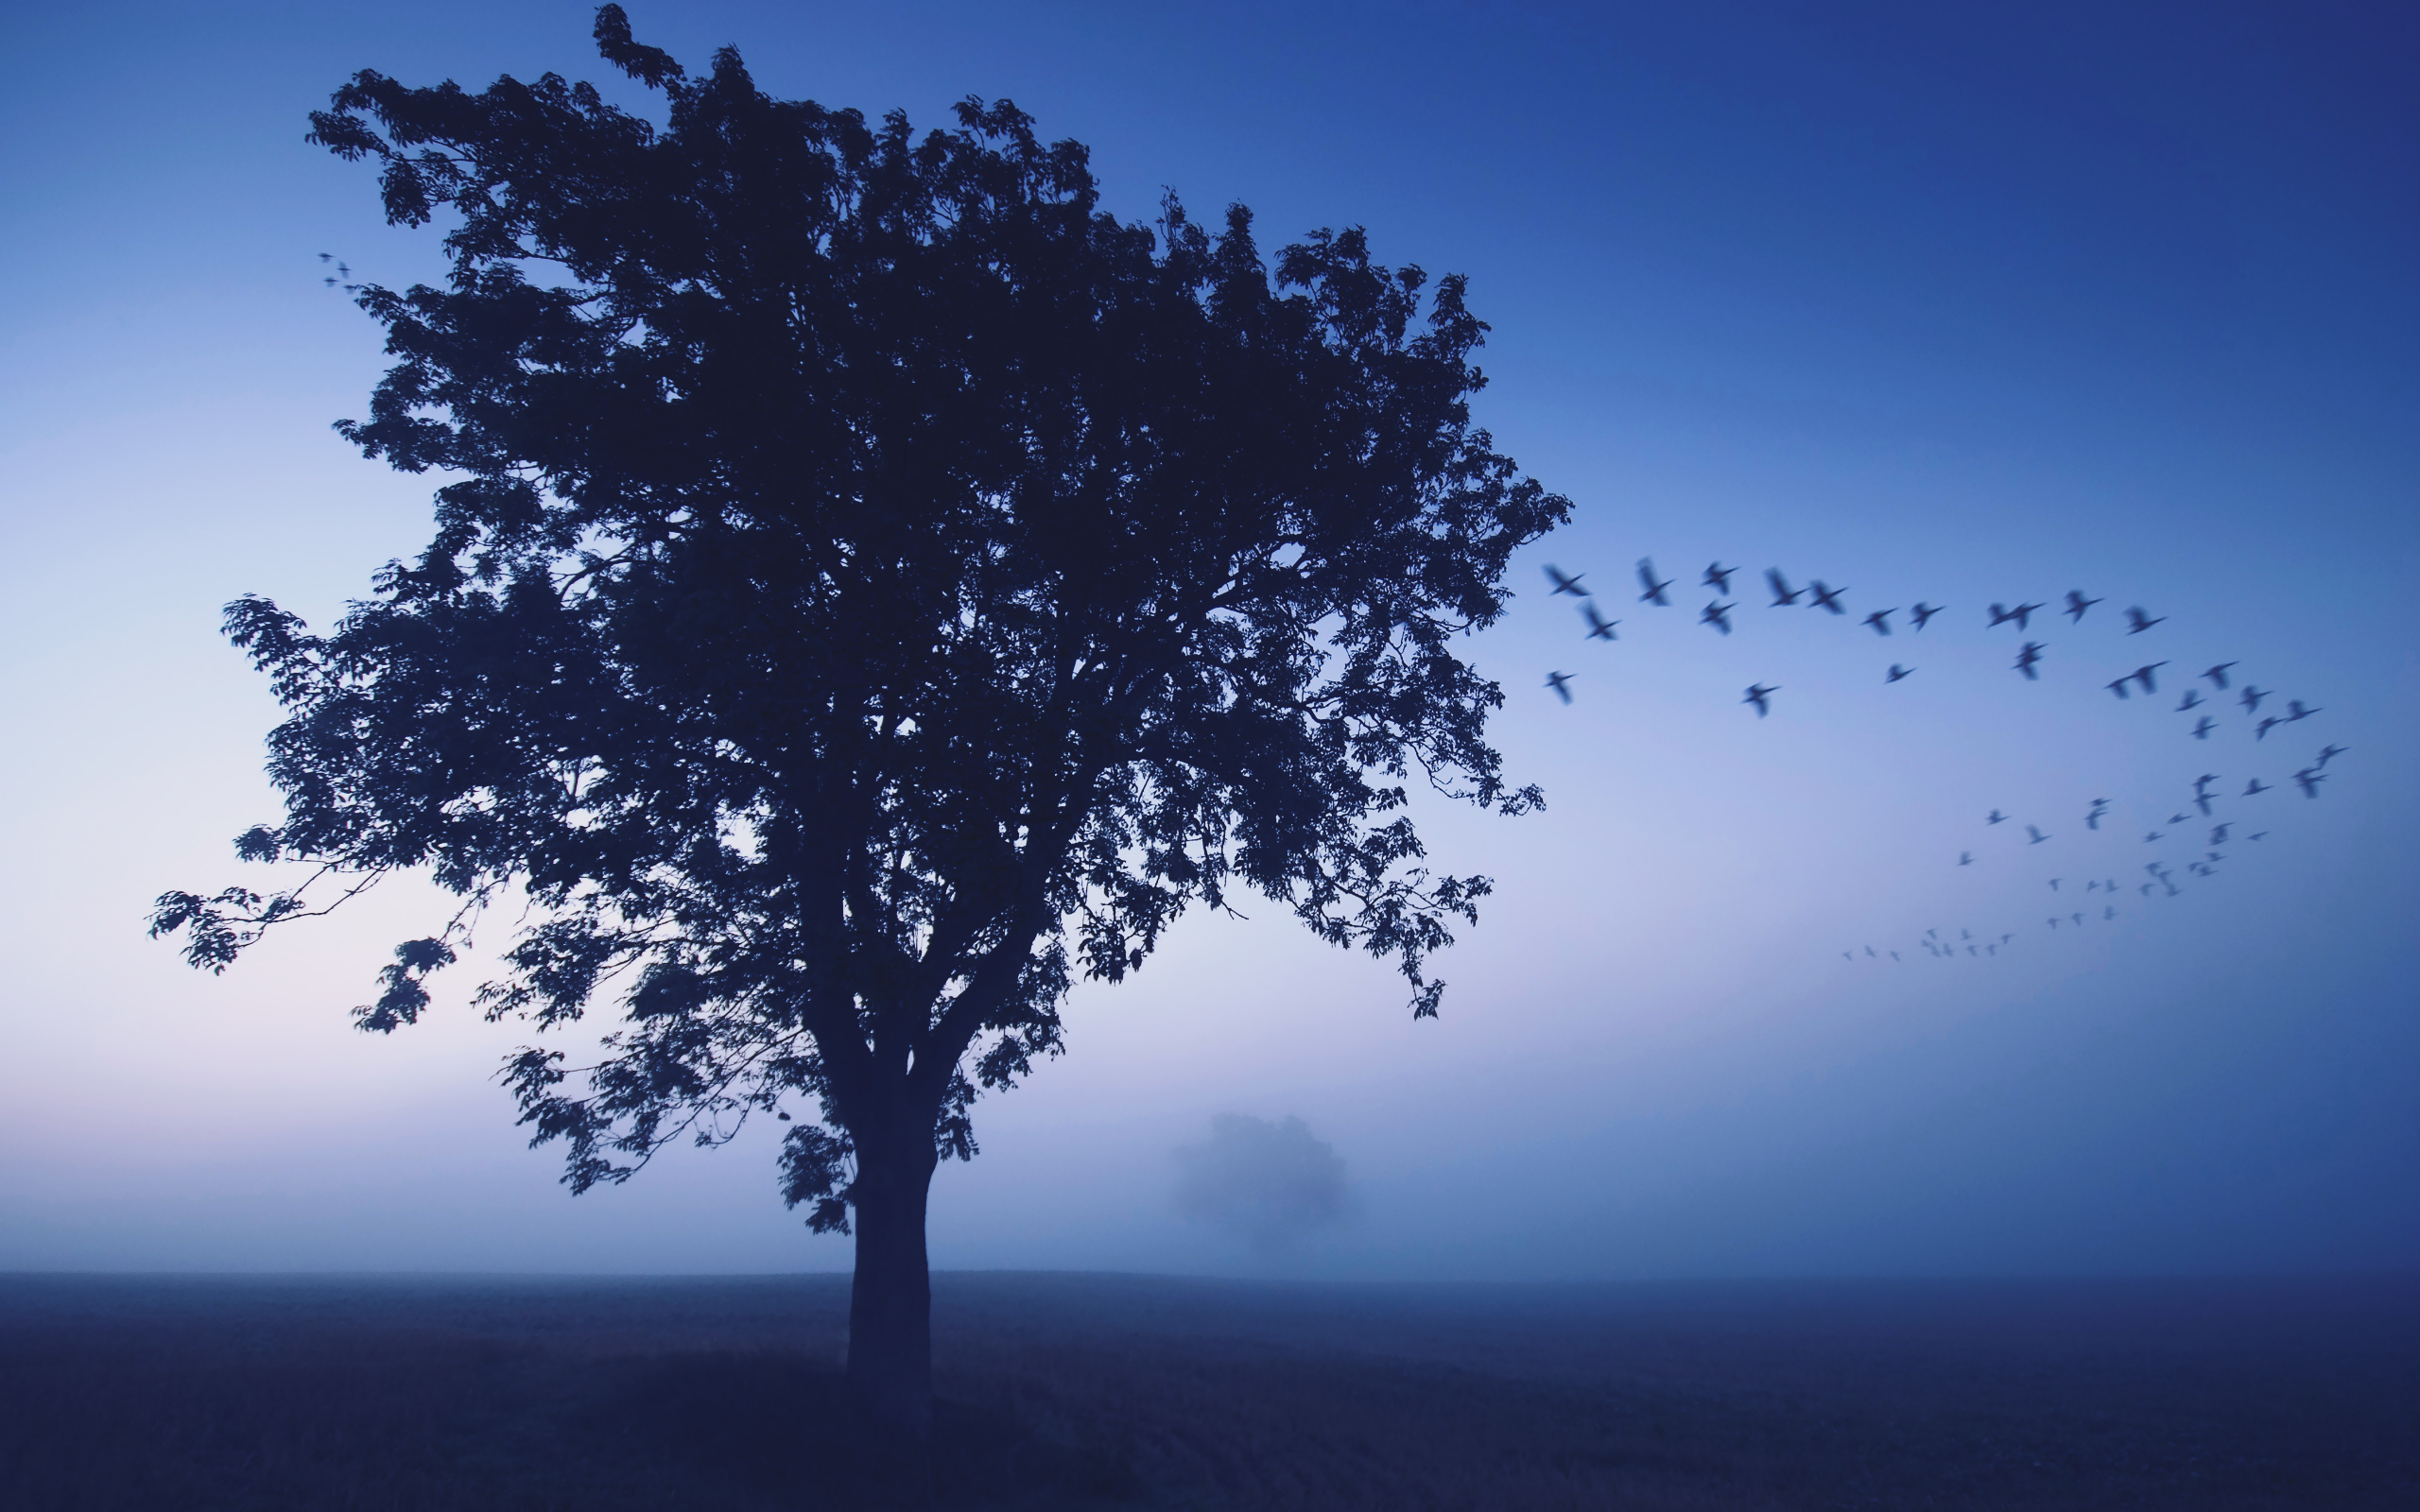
[[848, 1135, 940, 1474]]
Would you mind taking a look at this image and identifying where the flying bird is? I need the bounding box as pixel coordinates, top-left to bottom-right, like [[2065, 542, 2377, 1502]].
[[2145, 831, 2162, 842], [2106, 678, 2132, 700], [1637, 558, 1673, 606], [1989, 602, 2044, 630], [2048, 878, 2062, 890], [2194, 794, 2216, 816], [1886, 663, 1913, 682], [1765, 568, 1802, 607], [1987, 810, 2007, 825], [2315, 744, 2346, 765], [2256, 716, 2280, 740], [1862, 609, 1894, 635], [2064, 590, 2100, 622], [1582, 602, 1619, 641], [2125, 606, 2165, 633], [1546, 671, 1573, 703], [2026, 825, 2049, 844], [2168, 813, 2191, 826], [1743, 683, 1777, 716], [2014, 643, 2045, 679], [1703, 562, 1736, 593], [2293, 767, 2325, 798], [1701, 600, 1736, 634], [1808, 580, 1847, 614], [2191, 716, 2216, 739], [1910, 602, 1942, 630], [2240, 686, 2269, 713], [2283, 698, 2320, 721], [2176, 688, 2204, 712], [2193, 774, 2218, 795], [2210, 824, 2231, 845], [2204, 663, 2238, 690], [1545, 564, 1588, 597], [2242, 778, 2270, 796], [2132, 662, 2168, 694]]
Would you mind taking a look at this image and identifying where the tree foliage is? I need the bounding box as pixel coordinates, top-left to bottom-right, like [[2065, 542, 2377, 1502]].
[[153, 6, 1567, 1229]]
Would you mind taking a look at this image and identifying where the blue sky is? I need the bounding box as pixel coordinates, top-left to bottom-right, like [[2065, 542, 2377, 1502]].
[[1, 0, 2412, 1277]]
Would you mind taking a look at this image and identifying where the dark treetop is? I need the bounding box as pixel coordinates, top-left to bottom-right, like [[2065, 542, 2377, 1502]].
[[152, 6, 1566, 1228]]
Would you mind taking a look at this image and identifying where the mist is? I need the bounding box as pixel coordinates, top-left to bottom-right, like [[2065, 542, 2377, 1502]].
[[1, 0, 2414, 1287]]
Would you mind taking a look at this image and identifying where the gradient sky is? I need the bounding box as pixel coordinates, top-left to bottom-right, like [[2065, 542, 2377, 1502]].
[[2, 0, 2413, 1279]]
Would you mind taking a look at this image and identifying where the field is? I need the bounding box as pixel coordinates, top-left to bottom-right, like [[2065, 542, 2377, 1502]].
[[2, 1271, 2413, 1509]]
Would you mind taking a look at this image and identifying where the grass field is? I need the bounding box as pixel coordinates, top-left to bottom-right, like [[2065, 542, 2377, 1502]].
[[2, 1270, 2412, 1509]]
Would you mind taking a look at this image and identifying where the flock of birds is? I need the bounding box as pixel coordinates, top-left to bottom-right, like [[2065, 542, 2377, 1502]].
[[1533, 557, 2346, 964]]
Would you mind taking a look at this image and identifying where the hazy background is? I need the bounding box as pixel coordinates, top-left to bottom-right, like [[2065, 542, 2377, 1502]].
[[2, 0, 2412, 1280]]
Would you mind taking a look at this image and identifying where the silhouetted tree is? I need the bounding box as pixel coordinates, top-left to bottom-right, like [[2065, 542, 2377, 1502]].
[[152, 4, 1565, 1460]]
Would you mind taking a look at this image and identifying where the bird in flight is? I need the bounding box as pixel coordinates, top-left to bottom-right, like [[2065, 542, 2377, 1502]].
[[2124, 606, 2165, 633], [1766, 568, 1802, 607], [2014, 643, 2045, 679], [1545, 564, 1588, 597], [1989, 602, 2044, 630], [2255, 716, 2280, 741], [2242, 778, 2270, 796], [2026, 825, 2049, 844], [1987, 809, 2008, 825], [2204, 662, 2238, 690], [2248, 832, 2268, 841], [2194, 793, 2217, 816], [2132, 662, 2168, 694], [1863, 609, 1894, 635], [1886, 663, 1913, 682], [2283, 698, 2320, 722], [2106, 677, 2133, 700], [2293, 767, 2325, 798], [2210, 824, 2231, 845], [2315, 744, 2346, 766], [1743, 683, 1778, 716], [2064, 590, 2101, 622], [1959, 851, 1973, 866], [1702, 600, 1736, 634], [2240, 686, 2269, 713], [1637, 558, 1674, 606], [1910, 602, 1942, 630], [1546, 671, 1573, 703], [2168, 812, 2190, 826], [1808, 580, 1848, 614], [1703, 562, 1737, 593], [2193, 774, 2217, 795], [2144, 831, 2162, 843], [2176, 688, 2204, 712], [1582, 602, 1619, 641], [2048, 878, 2062, 890], [2191, 716, 2216, 740]]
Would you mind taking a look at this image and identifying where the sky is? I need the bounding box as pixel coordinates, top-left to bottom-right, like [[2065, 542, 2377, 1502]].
[[1, 0, 2413, 1280]]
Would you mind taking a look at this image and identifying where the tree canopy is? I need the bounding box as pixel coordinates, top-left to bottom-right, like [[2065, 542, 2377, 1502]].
[[152, 2, 1564, 1438]]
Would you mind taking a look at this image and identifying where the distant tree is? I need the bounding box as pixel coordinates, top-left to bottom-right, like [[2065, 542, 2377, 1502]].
[[1174, 1113, 1354, 1251], [151, 4, 1565, 1458]]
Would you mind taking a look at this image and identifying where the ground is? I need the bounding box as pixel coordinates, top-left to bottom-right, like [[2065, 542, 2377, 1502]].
[[2, 1271, 2412, 1509]]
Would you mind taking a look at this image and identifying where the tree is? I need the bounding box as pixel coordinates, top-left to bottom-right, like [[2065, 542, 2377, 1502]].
[[152, 4, 1566, 1457]]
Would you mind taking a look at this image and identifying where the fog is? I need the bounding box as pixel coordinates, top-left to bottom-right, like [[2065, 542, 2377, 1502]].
[[2, 0, 2412, 1280]]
